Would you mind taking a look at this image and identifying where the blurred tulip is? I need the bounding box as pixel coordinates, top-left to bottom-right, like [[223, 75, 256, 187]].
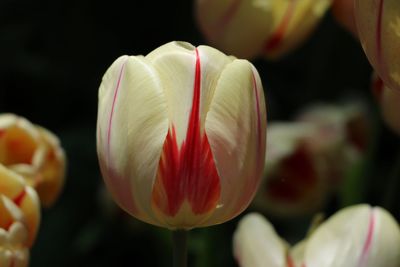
[[331, 0, 357, 36], [233, 205, 400, 267], [298, 103, 370, 153], [97, 41, 267, 229], [0, 164, 40, 267], [252, 122, 334, 216], [371, 73, 400, 135], [0, 114, 66, 207], [297, 205, 400, 267], [195, 0, 332, 59], [354, 0, 400, 91], [253, 102, 368, 217], [233, 213, 289, 267]]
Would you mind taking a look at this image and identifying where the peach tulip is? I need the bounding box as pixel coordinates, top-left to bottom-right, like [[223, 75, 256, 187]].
[[0, 114, 66, 207], [355, 0, 400, 91], [0, 164, 40, 267], [195, 0, 332, 59], [97, 41, 267, 229]]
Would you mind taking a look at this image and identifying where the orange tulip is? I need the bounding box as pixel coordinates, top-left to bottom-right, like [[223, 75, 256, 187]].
[[0, 114, 66, 207], [0, 164, 40, 267]]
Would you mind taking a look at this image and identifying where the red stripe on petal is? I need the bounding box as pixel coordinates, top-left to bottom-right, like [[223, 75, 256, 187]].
[[13, 189, 26, 207], [287, 255, 295, 267], [106, 61, 126, 163], [152, 48, 221, 217], [263, 0, 296, 52]]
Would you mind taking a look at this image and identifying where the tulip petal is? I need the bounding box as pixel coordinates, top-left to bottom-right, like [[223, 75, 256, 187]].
[[97, 55, 168, 225], [302, 204, 400, 267], [196, 0, 275, 59], [149, 43, 233, 228], [233, 213, 288, 267], [204, 60, 266, 225]]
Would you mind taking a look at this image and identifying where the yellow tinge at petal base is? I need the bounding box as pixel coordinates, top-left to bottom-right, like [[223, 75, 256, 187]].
[[0, 114, 66, 207]]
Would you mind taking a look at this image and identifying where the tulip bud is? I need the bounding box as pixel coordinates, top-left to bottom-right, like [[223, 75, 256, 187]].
[[195, 0, 332, 59], [0, 114, 66, 207], [354, 0, 400, 91], [233, 213, 289, 267], [299, 205, 400, 267], [0, 164, 40, 267], [97, 41, 267, 229]]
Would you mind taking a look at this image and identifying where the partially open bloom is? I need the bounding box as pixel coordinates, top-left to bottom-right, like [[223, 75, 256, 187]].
[[355, 0, 400, 91], [233, 205, 400, 267], [252, 103, 368, 216], [195, 0, 332, 59], [0, 114, 66, 207], [0, 164, 40, 267], [97, 41, 267, 229]]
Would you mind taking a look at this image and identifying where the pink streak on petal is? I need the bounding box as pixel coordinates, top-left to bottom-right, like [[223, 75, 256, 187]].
[[99, 156, 138, 214], [358, 209, 376, 267], [263, 0, 297, 52], [251, 71, 263, 172], [106, 61, 127, 163]]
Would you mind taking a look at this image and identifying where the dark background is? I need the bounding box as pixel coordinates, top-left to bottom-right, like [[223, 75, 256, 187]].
[[1, 1, 399, 266]]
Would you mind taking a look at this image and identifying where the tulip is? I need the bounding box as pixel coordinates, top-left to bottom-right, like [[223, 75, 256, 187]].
[[252, 122, 332, 216], [233, 205, 400, 267], [0, 164, 40, 267], [253, 103, 368, 217], [299, 205, 400, 267], [97, 41, 267, 229], [331, 0, 357, 37], [354, 0, 400, 91], [0, 114, 66, 207], [195, 0, 332, 59]]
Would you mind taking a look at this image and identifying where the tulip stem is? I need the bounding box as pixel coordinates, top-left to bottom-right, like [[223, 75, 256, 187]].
[[173, 230, 188, 267]]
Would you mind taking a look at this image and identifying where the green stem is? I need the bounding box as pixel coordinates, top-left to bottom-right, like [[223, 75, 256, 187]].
[[173, 230, 188, 267]]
